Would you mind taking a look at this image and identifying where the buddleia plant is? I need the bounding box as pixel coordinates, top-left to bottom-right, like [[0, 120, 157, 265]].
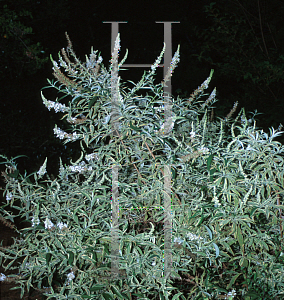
[[1, 32, 284, 300]]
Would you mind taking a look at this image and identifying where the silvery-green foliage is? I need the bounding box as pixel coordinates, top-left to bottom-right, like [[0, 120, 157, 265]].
[[1, 32, 284, 300]]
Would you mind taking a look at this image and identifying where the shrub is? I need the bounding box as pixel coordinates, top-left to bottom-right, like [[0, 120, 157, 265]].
[[1, 32, 284, 300]]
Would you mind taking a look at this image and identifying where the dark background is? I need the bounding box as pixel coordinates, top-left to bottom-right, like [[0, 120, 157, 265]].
[[0, 0, 284, 179]]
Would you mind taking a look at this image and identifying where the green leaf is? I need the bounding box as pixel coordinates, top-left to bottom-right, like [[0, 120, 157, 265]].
[[102, 292, 114, 300], [110, 285, 124, 299], [90, 124, 94, 135], [6, 258, 17, 269], [132, 293, 145, 298], [67, 251, 74, 266], [172, 292, 183, 300], [237, 225, 244, 250], [7, 169, 19, 179], [222, 241, 234, 255], [81, 295, 92, 299], [207, 153, 214, 171], [200, 185, 209, 193], [25, 176, 32, 184], [244, 291, 259, 300], [129, 120, 142, 132], [239, 257, 248, 268], [88, 96, 99, 109], [196, 212, 204, 226], [120, 292, 131, 300], [84, 133, 89, 146], [22, 255, 29, 267], [227, 273, 241, 290], [212, 243, 220, 258], [209, 168, 217, 182], [45, 253, 51, 266], [203, 224, 212, 239], [73, 214, 79, 225], [90, 284, 106, 291], [48, 272, 53, 286]]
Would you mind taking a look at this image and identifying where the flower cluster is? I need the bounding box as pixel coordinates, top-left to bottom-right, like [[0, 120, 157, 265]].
[[201, 87, 217, 109], [199, 146, 209, 154], [6, 191, 12, 201], [53, 126, 81, 142], [57, 222, 68, 230], [212, 196, 221, 207], [187, 232, 204, 241], [188, 70, 214, 104], [69, 161, 93, 173], [85, 152, 99, 161], [162, 46, 180, 86], [44, 217, 54, 230], [174, 237, 184, 244], [37, 157, 47, 178], [225, 289, 237, 299], [31, 216, 40, 227], [225, 101, 238, 121], [65, 270, 75, 286], [86, 50, 103, 69], [0, 273, 6, 282], [150, 43, 165, 74], [41, 95, 70, 113]]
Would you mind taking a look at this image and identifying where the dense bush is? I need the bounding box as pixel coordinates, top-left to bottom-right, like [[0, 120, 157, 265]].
[[1, 32, 284, 300]]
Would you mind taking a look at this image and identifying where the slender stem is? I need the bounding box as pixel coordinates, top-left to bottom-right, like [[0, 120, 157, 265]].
[[277, 194, 283, 251]]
